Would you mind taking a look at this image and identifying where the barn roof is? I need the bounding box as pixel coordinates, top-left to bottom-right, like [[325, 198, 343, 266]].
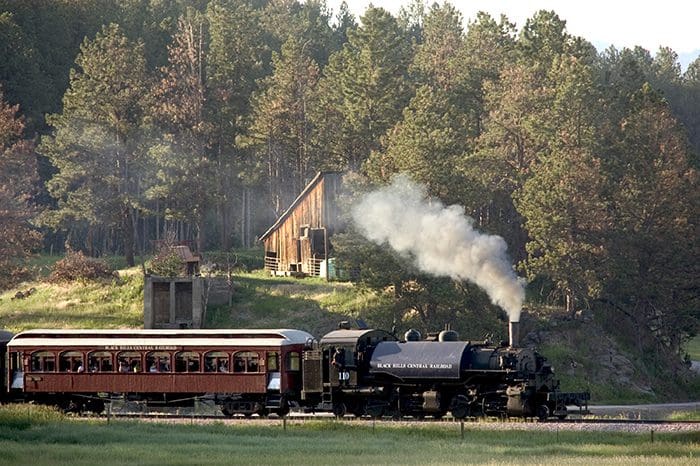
[[259, 171, 341, 242]]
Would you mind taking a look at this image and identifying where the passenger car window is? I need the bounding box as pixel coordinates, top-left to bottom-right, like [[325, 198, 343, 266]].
[[88, 351, 113, 372], [31, 351, 55, 372], [267, 352, 279, 371], [175, 352, 200, 373], [146, 352, 171, 372], [233, 351, 259, 373], [204, 351, 229, 373], [60, 351, 84, 372], [118, 351, 142, 372], [287, 351, 300, 371]]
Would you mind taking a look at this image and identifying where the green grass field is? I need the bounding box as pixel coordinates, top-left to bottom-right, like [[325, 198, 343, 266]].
[[0, 406, 698, 466], [685, 336, 700, 361]]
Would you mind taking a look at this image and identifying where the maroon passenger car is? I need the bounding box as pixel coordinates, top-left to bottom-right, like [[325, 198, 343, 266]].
[[5, 328, 314, 415]]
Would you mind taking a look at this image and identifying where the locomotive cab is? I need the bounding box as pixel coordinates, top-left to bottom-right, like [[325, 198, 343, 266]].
[[302, 328, 396, 416]]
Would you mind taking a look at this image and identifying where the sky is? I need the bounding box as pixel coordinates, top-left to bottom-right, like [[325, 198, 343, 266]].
[[325, 0, 700, 70]]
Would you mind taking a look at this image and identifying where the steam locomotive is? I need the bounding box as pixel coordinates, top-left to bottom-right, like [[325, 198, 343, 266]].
[[1, 322, 589, 420]]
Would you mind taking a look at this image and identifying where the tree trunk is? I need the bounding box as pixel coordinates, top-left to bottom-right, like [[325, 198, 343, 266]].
[[123, 206, 135, 266], [86, 226, 94, 257], [196, 216, 204, 253], [565, 287, 574, 316]]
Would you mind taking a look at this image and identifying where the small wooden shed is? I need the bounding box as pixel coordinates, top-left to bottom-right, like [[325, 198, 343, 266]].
[[260, 172, 343, 277]]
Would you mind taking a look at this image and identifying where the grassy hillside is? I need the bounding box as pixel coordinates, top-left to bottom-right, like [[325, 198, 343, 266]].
[[0, 268, 144, 332], [206, 271, 393, 336], [0, 263, 390, 335], [685, 336, 700, 361]]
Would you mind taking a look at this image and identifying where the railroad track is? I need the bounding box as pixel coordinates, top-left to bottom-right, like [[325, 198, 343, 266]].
[[92, 410, 700, 428]]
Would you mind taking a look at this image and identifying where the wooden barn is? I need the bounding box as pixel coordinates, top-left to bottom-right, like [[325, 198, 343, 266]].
[[260, 172, 343, 277]]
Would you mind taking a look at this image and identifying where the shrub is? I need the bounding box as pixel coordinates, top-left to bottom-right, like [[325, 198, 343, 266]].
[[48, 251, 113, 282], [147, 248, 185, 277], [203, 249, 264, 273]]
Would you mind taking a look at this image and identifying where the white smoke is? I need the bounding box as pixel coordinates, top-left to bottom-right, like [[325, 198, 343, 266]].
[[352, 175, 525, 322]]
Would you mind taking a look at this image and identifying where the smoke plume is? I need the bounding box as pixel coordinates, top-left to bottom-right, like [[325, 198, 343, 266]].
[[352, 175, 525, 322]]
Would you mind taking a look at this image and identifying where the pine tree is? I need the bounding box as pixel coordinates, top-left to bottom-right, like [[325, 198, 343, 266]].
[[461, 12, 517, 138], [682, 57, 700, 157], [205, 0, 267, 249], [602, 84, 699, 354], [0, 12, 51, 131], [472, 62, 548, 258], [40, 24, 150, 265], [0, 87, 42, 286], [365, 84, 470, 206], [148, 10, 213, 252], [330, 1, 357, 52], [260, 0, 336, 67], [248, 37, 321, 214], [515, 57, 610, 314], [313, 6, 413, 171], [410, 2, 465, 92]]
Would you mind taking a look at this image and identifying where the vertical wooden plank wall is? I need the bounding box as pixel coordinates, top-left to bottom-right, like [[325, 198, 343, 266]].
[[262, 173, 342, 273]]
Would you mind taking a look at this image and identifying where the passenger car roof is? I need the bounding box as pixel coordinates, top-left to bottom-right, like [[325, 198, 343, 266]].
[[8, 328, 314, 348]]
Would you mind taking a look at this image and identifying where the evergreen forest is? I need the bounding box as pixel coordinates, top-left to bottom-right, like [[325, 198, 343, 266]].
[[0, 1, 698, 380]]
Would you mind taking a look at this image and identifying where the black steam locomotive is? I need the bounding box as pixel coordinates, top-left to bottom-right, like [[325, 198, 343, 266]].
[[1, 322, 589, 420], [302, 321, 589, 420]]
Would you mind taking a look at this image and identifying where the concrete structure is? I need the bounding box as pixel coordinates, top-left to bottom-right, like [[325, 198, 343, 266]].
[[144, 276, 203, 329]]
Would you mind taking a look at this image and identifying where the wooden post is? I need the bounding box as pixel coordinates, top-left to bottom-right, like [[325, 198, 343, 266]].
[[323, 227, 329, 281], [192, 397, 197, 425]]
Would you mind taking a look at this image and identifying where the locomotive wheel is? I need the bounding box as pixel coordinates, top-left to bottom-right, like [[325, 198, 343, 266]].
[[350, 403, 366, 418], [332, 402, 347, 418], [366, 404, 384, 418], [450, 395, 471, 419], [557, 408, 569, 421], [221, 402, 235, 417], [59, 398, 81, 413], [85, 399, 105, 414], [537, 405, 550, 421], [275, 401, 290, 417], [451, 405, 469, 419]]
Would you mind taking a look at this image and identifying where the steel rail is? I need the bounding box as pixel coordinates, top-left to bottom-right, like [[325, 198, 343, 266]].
[[88, 410, 700, 426]]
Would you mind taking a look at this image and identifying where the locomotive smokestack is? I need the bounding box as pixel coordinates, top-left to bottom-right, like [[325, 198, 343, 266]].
[[509, 320, 520, 348]]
